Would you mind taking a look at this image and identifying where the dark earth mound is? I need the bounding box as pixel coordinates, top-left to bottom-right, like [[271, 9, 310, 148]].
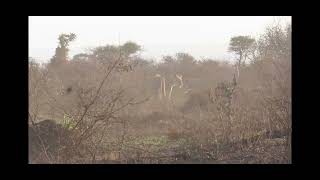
[[29, 119, 72, 163]]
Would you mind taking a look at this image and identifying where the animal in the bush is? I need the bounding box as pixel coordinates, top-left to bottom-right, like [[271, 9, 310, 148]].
[[209, 74, 237, 105]]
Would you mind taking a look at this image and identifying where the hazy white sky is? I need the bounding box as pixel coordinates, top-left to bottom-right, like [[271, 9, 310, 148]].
[[29, 16, 291, 63]]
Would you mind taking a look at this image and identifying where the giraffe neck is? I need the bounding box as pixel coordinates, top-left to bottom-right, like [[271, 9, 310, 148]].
[[162, 77, 166, 97], [168, 85, 175, 100]]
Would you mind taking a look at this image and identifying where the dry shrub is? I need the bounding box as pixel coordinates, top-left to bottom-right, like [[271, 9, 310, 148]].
[[29, 119, 73, 163], [180, 90, 212, 113], [167, 127, 183, 140]]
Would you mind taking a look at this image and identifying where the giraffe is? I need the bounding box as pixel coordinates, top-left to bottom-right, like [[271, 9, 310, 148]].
[[155, 74, 181, 102], [175, 74, 192, 94], [162, 77, 166, 97], [176, 74, 183, 88], [168, 83, 177, 100], [155, 74, 168, 100]]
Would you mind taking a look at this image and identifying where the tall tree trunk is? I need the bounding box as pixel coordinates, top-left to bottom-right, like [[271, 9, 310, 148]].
[[237, 51, 243, 80]]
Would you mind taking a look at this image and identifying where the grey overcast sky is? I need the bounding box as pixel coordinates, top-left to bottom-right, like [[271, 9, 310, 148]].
[[29, 16, 291, 63]]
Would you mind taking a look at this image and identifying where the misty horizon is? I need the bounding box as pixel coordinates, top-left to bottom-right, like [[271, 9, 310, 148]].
[[29, 16, 291, 63]]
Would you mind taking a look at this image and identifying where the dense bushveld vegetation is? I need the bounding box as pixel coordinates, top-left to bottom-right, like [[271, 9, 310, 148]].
[[29, 23, 291, 164]]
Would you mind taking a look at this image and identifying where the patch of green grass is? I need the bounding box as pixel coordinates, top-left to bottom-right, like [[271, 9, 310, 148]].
[[126, 135, 169, 147], [170, 137, 188, 146], [61, 114, 78, 130], [264, 137, 287, 146]]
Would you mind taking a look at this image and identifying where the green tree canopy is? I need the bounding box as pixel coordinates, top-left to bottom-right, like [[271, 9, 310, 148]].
[[121, 41, 141, 56], [228, 36, 255, 65], [72, 53, 90, 61], [50, 33, 77, 66], [91, 41, 141, 62], [176, 52, 195, 64]]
